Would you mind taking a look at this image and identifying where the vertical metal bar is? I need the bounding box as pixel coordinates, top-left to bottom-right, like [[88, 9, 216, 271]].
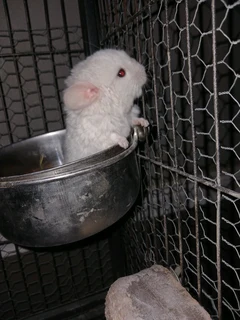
[[133, 0, 141, 64], [43, 0, 65, 129], [131, 0, 138, 58], [108, 0, 115, 48], [228, 8, 235, 191], [108, 229, 126, 280], [112, 0, 118, 30], [82, 247, 91, 292], [78, 0, 100, 55], [199, 4, 210, 177], [109, 0, 114, 31], [96, 242, 105, 286], [211, 1, 222, 319], [124, 16, 129, 49], [148, 2, 168, 264], [109, 0, 115, 37], [185, 0, 202, 302], [132, 0, 153, 264], [0, 79, 13, 145], [66, 251, 80, 300], [3, 0, 31, 138], [99, 0, 108, 43], [0, 249, 17, 318], [97, 0, 104, 41], [133, 0, 150, 258], [60, 0, 73, 69], [102, 0, 110, 43], [15, 245, 33, 312], [23, 0, 47, 133], [51, 252, 63, 303], [78, 0, 90, 56], [123, 0, 129, 49], [164, 0, 183, 280], [33, 252, 48, 308], [154, 1, 170, 266]]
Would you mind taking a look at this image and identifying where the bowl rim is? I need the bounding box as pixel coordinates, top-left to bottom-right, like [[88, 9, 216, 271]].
[[0, 128, 139, 186]]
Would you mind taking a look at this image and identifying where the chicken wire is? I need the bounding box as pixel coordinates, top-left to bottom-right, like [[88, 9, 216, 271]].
[[97, 0, 240, 319]]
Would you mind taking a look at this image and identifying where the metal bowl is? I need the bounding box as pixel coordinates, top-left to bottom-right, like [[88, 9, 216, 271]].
[[0, 126, 146, 247]]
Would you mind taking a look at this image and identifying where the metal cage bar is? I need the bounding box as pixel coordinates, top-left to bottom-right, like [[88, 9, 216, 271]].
[[211, 1, 222, 318], [184, 0, 202, 302], [164, 0, 184, 281]]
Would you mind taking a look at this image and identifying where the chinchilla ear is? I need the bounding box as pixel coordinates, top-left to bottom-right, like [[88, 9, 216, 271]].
[[63, 82, 99, 110]]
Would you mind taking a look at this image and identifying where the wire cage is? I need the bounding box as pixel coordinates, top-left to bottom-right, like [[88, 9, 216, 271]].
[[0, 0, 240, 320]]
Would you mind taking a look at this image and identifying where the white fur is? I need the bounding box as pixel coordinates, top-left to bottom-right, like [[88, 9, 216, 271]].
[[63, 49, 149, 162]]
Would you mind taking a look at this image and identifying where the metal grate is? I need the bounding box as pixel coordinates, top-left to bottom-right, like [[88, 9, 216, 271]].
[[98, 0, 240, 319], [0, 235, 113, 319]]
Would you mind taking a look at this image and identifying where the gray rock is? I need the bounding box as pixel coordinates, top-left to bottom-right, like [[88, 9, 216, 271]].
[[105, 265, 211, 320]]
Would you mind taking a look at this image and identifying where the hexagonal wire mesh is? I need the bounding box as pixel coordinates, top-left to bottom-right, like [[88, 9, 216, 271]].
[[97, 0, 240, 319], [0, 1, 113, 319]]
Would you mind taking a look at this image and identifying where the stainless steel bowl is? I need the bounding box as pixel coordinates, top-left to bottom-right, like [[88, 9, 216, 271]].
[[0, 126, 146, 247]]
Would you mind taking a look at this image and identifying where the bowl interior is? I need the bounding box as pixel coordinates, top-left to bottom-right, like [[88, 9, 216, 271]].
[[0, 131, 65, 177], [0, 130, 132, 178]]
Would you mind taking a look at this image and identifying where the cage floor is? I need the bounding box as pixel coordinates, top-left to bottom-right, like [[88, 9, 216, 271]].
[[23, 292, 106, 320]]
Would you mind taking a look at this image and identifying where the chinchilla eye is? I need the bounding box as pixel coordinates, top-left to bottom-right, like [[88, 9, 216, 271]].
[[118, 68, 126, 77]]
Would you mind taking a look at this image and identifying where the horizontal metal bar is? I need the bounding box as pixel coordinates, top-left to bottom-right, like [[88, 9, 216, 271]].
[[0, 239, 11, 245], [0, 49, 84, 58], [138, 154, 240, 199]]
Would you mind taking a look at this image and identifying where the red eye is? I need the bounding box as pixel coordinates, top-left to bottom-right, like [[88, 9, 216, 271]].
[[118, 68, 126, 77]]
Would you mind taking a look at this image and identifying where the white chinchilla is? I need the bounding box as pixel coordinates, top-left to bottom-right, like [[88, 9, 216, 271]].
[[63, 49, 149, 162]]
